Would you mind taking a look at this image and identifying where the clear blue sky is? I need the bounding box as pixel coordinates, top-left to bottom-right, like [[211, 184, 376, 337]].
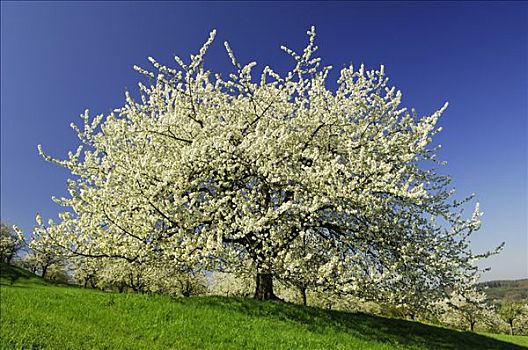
[[1, 1, 526, 281]]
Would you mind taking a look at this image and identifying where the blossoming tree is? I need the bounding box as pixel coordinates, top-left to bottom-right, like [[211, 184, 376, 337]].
[[0, 222, 23, 264], [439, 282, 493, 332], [499, 301, 528, 336], [30, 28, 501, 300]]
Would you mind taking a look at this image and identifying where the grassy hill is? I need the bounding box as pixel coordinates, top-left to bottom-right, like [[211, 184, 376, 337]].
[[479, 279, 528, 302], [1, 263, 527, 350]]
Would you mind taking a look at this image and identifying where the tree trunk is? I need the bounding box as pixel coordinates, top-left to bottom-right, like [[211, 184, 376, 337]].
[[129, 273, 137, 292], [254, 273, 277, 300], [470, 321, 475, 332], [41, 265, 48, 279], [182, 280, 191, 297], [509, 320, 514, 336], [300, 286, 307, 306]]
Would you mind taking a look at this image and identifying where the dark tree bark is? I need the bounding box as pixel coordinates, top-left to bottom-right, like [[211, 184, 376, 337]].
[[469, 320, 475, 332], [182, 279, 191, 297], [300, 286, 307, 306], [129, 273, 138, 292], [254, 273, 277, 300], [509, 320, 514, 336], [41, 265, 49, 279]]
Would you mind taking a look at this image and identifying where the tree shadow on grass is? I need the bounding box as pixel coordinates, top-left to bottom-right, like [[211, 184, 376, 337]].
[[190, 296, 526, 350], [0, 263, 47, 286]]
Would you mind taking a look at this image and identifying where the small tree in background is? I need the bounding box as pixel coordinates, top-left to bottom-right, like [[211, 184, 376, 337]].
[[19, 253, 40, 274], [499, 300, 527, 336], [12, 215, 64, 279], [22, 249, 63, 279], [0, 222, 23, 264], [45, 263, 70, 283], [72, 257, 102, 288], [516, 305, 528, 336], [439, 276, 494, 332]]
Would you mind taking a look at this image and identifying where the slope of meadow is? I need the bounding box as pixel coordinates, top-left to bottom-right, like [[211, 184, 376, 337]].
[[1, 263, 526, 350]]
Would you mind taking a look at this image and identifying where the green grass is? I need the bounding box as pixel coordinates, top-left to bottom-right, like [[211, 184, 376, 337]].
[[484, 333, 528, 348], [1, 263, 527, 350]]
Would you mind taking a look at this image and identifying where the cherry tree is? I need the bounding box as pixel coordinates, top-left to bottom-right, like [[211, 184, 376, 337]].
[[498, 301, 527, 336], [72, 257, 102, 288], [30, 27, 501, 300], [13, 217, 64, 279], [0, 222, 23, 264], [437, 275, 495, 332], [515, 304, 528, 336]]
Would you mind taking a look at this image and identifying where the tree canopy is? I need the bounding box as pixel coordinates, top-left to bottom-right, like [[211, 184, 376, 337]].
[[26, 28, 501, 301]]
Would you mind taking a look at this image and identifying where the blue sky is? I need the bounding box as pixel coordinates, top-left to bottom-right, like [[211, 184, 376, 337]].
[[1, 1, 526, 281]]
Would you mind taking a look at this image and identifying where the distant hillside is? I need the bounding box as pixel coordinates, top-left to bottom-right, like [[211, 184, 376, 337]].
[[479, 279, 528, 302], [1, 263, 527, 349]]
